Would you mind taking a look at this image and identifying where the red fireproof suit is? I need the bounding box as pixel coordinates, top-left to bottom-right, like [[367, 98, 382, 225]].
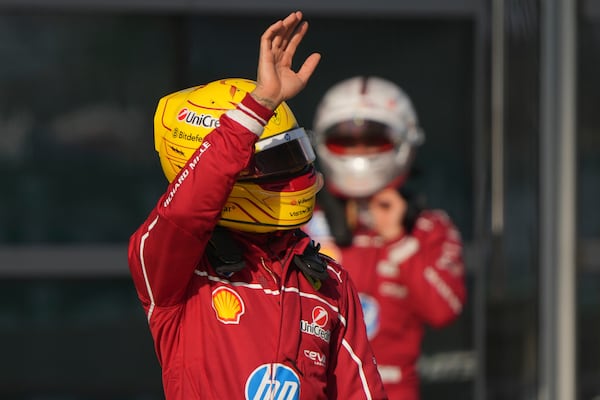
[[128, 94, 387, 400], [305, 209, 466, 400]]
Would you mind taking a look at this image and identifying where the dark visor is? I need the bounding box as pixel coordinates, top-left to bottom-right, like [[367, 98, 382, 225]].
[[324, 120, 395, 148], [239, 127, 316, 180]]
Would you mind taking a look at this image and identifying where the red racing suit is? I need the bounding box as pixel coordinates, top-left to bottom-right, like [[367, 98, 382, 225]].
[[305, 208, 466, 400], [128, 94, 387, 400]]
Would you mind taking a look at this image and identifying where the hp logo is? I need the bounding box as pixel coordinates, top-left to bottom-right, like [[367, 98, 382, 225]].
[[245, 363, 300, 400]]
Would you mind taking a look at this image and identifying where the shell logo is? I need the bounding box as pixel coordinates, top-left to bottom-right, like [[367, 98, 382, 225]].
[[212, 286, 245, 324]]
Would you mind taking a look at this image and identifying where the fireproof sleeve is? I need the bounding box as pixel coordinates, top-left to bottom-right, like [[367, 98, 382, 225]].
[[403, 211, 467, 328], [128, 94, 273, 315]]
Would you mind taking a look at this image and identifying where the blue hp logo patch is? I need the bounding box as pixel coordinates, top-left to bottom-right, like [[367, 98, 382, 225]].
[[245, 363, 300, 400], [359, 293, 380, 340]]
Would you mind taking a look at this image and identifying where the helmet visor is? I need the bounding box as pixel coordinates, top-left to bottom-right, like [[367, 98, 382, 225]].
[[240, 127, 316, 179], [323, 120, 395, 154]]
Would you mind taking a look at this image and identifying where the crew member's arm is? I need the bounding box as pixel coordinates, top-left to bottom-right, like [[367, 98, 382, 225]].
[[405, 211, 467, 328], [367, 187, 466, 327]]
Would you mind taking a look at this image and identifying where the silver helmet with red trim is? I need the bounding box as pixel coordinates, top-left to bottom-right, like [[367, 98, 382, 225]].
[[313, 76, 424, 198]]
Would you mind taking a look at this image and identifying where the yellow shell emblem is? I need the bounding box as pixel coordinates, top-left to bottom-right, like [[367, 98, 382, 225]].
[[211, 286, 245, 324]]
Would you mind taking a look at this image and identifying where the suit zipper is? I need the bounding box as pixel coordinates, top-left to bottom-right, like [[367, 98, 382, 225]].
[[260, 256, 279, 288]]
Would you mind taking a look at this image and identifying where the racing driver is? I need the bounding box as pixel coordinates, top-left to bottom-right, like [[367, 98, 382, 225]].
[[127, 11, 387, 400]]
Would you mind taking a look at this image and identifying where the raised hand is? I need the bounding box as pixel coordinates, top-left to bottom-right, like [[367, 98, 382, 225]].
[[251, 11, 321, 110]]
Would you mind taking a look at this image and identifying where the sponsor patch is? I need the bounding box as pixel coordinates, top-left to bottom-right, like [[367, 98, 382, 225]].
[[245, 363, 300, 400], [303, 349, 327, 367], [359, 293, 380, 340], [312, 306, 328, 327], [300, 306, 331, 343], [177, 108, 220, 129], [379, 282, 408, 299], [211, 286, 245, 324]]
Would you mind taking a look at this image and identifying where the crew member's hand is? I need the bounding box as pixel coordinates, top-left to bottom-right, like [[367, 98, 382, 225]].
[[251, 11, 321, 110]]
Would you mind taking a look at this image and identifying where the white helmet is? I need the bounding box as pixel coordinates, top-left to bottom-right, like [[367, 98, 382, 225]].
[[313, 76, 424, 198]]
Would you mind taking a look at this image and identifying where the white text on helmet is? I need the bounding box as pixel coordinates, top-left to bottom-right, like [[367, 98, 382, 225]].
[[177, 108, 220, 129]]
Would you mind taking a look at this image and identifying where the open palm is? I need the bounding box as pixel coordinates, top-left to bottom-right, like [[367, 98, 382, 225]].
[[252, 11, 321, 110]]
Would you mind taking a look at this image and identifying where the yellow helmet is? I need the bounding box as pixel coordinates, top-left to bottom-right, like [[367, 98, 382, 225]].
[[154, 78, 323, 233]]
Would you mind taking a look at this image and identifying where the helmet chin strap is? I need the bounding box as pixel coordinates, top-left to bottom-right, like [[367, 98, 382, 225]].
[[206, 226, 330, 289], [206, 226, 246, 278]]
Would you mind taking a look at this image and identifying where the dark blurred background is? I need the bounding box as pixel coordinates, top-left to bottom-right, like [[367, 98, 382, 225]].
[[0, 0, 598, 399]]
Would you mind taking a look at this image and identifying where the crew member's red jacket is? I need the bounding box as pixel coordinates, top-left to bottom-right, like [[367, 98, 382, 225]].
[[128, 94, 387, 400], [305, 209, 466, 400]]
